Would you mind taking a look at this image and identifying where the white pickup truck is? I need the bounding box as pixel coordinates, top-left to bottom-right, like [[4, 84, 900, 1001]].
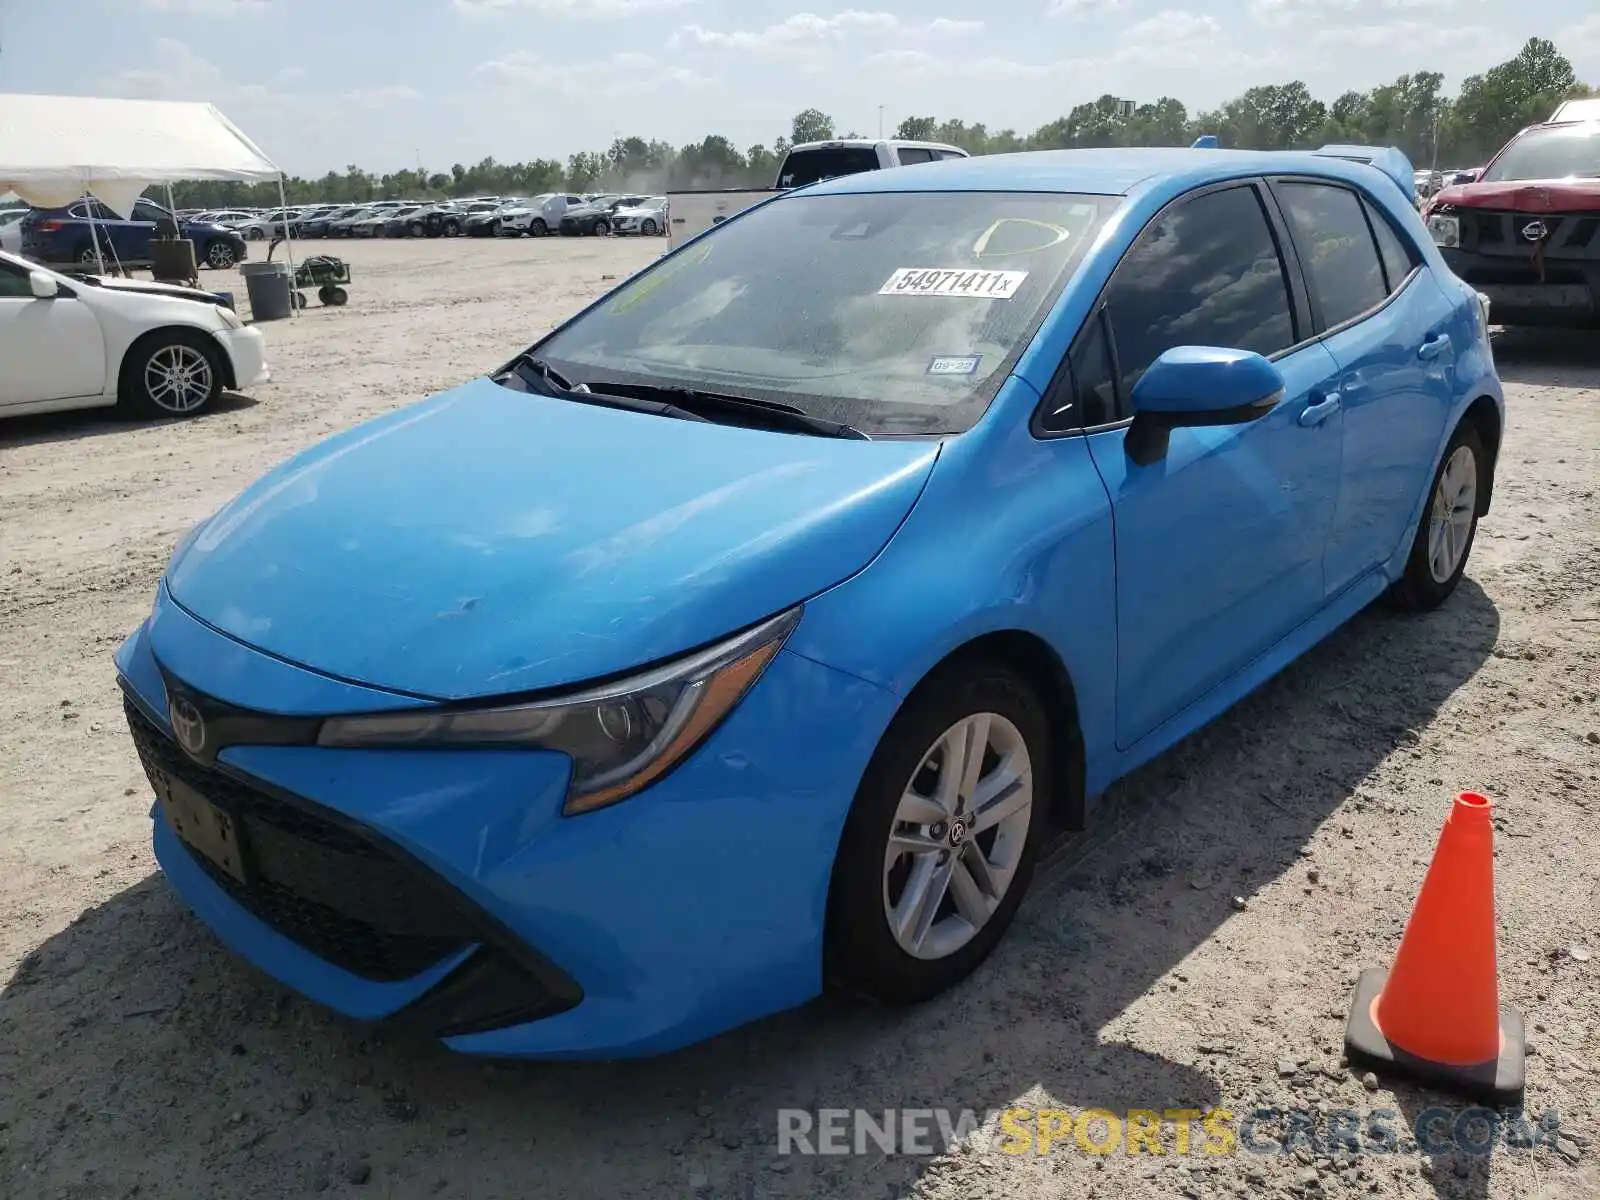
[[667, 138, 968, 244]]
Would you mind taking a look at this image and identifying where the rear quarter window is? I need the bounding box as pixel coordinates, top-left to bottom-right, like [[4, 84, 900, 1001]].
[[779, 146, 881, 188]]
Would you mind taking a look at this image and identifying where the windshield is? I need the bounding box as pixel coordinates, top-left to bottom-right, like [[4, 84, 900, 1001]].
[[533, 190, 1118, 436], [779, 146, 881, 189], [1481, 125, 1600, 182]]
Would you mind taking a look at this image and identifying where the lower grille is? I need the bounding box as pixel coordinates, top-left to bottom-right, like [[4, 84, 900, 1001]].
[[126, 697, 470, 982]]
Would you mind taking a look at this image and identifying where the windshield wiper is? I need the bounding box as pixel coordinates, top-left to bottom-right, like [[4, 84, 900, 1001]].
[[495, 353, 711, 423], [591, 381, 870, 440]]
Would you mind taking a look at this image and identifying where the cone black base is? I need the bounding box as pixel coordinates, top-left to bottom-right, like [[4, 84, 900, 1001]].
[[1343, 968, 1526, 1108]]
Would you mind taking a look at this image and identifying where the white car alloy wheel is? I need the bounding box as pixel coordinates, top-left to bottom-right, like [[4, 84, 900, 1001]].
[[1428, 444, 1477, 584], [883, 712, 1033, 961], [143, 344, 215, 414]]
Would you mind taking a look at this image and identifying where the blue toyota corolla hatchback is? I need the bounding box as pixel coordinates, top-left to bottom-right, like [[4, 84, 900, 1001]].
[[116, 146, 1503, 1059]]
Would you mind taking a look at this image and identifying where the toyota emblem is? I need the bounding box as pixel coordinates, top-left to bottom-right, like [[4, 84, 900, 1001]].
[[947, 816, 970, 848], [1521, 220, 1549, 243], [169, 696, 206, 757]]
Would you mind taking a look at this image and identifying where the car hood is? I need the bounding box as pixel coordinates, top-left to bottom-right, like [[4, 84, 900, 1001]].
[[77, 276, 226, 305], [1433, 179, 1600, 213], [166, 377, 941, 700]]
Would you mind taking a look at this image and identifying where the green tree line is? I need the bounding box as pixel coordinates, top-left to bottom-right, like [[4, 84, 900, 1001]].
[[171, 36, 1593, 209]]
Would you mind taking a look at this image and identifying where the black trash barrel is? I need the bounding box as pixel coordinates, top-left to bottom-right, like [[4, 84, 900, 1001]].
[[239, 261, 293, 321]]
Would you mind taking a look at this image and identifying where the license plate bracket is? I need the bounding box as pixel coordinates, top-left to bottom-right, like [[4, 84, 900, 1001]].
[[156, 770, 250, 885]]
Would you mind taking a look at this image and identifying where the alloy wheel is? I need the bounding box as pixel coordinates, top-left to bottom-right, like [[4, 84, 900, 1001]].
[[1427, 444, 1477, 583], [882, 713, 1033, 961], [206, 242, 236, 268], [143, 344, 214, 414]]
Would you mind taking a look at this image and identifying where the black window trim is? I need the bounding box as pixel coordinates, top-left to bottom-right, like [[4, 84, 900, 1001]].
[[1263, 175, 1420, 342], [1031, 177, 1312, 440], [1359, 193, 1423, 295]]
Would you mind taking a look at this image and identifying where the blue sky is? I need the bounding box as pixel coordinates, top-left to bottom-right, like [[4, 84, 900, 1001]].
[[1, 0, 1597, 176]]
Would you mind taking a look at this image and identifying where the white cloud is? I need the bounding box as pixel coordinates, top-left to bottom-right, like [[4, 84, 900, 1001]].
[[138, 0, 268, 13], [454, 0, 693, 16], [1047, 0, 1133, 15], [869, 50, 1053, 80], [673, 10, 982, 56], [343, 86, 425, 107], [473, 50, 712, 96], [1312, 20, 1493, 51]]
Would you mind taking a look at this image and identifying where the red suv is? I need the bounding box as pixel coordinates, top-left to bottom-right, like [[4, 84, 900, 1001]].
[[1423, 116, 1600, 327]]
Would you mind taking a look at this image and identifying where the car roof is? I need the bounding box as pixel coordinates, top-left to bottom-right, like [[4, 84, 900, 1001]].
[[799, 146, 1414, 204]]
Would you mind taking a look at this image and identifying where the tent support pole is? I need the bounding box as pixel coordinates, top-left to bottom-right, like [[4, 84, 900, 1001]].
[[86, 170, 105, 275], [277, 173, 298, 317]]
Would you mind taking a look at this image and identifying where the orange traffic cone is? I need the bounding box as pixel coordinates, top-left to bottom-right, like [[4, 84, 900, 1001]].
[[1344, 792, 1525, 1106]]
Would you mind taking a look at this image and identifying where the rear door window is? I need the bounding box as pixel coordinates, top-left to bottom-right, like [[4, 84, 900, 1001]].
[[778, 146, 881, 189], [1105, 184, 1298, 400], [1276, 182, 1387, 329], [897, 147, 937, 165]]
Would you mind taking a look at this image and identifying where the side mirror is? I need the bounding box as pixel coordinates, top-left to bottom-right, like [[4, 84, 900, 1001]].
[[1131, 346, 1285, 427], [28, 271, 60, 299], [1126, 347, 1284, 465]]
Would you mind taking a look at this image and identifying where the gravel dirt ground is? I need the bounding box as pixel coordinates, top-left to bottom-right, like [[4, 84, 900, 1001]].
[[1, 236, 1596, 1200]]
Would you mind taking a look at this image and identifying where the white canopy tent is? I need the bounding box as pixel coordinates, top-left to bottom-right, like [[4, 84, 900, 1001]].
[[0, 93, 294, 291]]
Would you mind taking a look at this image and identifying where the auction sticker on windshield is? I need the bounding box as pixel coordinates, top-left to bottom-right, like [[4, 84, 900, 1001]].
[[879, 268, 1029, 299]]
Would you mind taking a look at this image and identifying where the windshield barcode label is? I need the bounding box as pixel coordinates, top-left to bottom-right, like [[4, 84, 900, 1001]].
[[879, 268, 1029, 299]]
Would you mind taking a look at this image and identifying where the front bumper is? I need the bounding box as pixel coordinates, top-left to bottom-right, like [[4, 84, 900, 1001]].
[[1439, 244, 1600, 328], [115, 585, 896, 1058], [214, 326, 270, 390]]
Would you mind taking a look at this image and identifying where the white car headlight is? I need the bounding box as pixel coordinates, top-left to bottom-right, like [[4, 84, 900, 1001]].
[[215, 303, 243, 329], [1427, 214, 1460, 249], [317, 607, 801, 814]]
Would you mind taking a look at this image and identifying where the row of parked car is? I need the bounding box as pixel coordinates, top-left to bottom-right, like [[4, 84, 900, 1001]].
[[184, 193, 671, 241]]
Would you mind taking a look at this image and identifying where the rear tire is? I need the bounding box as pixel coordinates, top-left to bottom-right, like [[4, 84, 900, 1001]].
[[531, 219, 548, 237], [641, 218, 658, 236], [1388, 420, 1486, 612], [443, 218, 461, 237], [202, 240, 237, 269], [824, 661, 1050, 1004], [117, 329, 224, 419], [593, 218, 611, 236]]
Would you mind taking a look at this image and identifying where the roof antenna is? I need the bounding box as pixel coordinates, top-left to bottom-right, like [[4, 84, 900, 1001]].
[[1191, 134, 1219, 150]]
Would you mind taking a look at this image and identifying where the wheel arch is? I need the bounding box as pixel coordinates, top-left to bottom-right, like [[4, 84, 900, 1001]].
[[896, 629, 1088, 832], [117, 323, 234, 397]]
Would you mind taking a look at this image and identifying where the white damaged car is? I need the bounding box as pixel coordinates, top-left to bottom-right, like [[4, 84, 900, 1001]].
[[0, 249, 269, 421], [611, 196, 669, 237]]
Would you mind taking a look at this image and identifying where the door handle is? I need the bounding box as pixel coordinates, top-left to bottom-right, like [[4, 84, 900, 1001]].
[[1299, 393, 1341, 427], [1418, 333, 1450, 361]]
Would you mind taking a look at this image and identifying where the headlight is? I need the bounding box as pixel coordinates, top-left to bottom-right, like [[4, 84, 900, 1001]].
[[1427, 214, 1460, 249], [317, 607, 801, 815], [215, 304, 243, 329]]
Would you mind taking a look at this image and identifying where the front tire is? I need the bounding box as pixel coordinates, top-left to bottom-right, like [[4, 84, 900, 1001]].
[[1388, 420, 1486, 611], [593, 218, 611, 236], [530, 219, 548, 237], [118, 330, 224, 419], [825, 661, 1050, 1004], [443, 218, 461, 237]]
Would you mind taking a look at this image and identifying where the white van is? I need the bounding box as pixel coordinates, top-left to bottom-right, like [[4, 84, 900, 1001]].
[[667, 138, 969, 244]]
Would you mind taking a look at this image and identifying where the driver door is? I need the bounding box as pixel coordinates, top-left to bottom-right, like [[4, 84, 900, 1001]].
[[0, 262, 107, 407]]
